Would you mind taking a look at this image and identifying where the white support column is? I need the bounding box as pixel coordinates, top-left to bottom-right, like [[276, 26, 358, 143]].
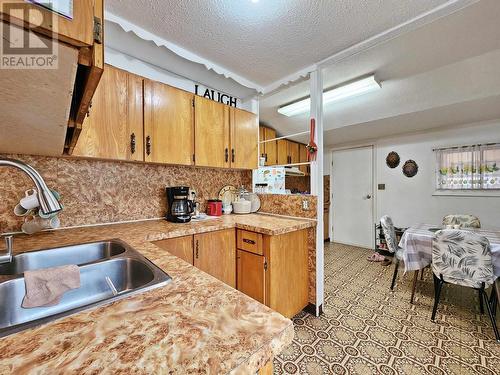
[[309, 69, 324, 316]]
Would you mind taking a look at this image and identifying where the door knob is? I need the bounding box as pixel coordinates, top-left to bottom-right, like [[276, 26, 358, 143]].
[[365, 194, 372, 199]]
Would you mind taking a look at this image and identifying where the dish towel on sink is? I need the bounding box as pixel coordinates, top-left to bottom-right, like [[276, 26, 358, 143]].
[[22, 265, 81, 308]]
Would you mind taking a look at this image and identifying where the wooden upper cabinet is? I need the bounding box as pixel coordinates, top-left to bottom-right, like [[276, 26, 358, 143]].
[[277, 140, 299, 165], [230, 108, 258, 170], [127, 73, 145, 161], [0, 0, 103, 156], [299, 143, 309, 175], [194, 229, 236, 288], [144, 80, 194, 165], [259, 126, 277, 166], [74, 65, 142, 161], [259, 127, 265, 160], [195, 96, 230, 168], [277, 139, 288, 165], [0, 0, 94, 47], [289, 141, 300, 164]]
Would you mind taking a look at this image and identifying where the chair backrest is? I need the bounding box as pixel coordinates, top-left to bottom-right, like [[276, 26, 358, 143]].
[[442, 214, 481, 228], [380, 215, 399, 253], [432, 229, 493, 288]]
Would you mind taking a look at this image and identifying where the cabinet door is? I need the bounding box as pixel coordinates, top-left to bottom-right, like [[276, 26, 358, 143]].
[[266, 229, 308, 318], [153, 236, 193, 264], [259, 126, 266, 159], [73, 65, 130, 160], [299, 143, 309, 175], [237, 250, 266, 304], [194, 229, 236, 287], [195, 96, 230, 168], [0, 0, 94, 47], [277, 139, 289, 165], [144, 80, 194, 165], [230, 108, 258, 170], [264, 127, 277, 166], [289, 141, 300, 164], [127, 73, 144, 161]]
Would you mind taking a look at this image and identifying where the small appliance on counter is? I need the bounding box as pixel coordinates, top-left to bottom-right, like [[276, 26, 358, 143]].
[[206, 199, 223, 216], [166, 186, 194, 223]]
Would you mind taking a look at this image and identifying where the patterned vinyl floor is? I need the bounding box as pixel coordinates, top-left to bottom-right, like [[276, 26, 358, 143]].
[[274, 243, 500, 375]]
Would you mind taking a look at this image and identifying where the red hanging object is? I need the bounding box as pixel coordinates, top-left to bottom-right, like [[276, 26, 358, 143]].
[[307, 118, 318, 161]]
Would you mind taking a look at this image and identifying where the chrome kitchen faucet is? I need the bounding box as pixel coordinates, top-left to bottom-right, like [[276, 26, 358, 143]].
[[0, 158, 62, 263]]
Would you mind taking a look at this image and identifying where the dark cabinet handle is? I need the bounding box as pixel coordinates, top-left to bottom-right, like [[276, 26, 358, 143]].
[[146, 136, 151, 156], [86, 100, 92, 118], [195, 240, 199, 259], [130, 133, 136, 154], [243, 238, 255, 245], [231, 148, 235, 163], [225, 148, 229, 163], [265, 153, 268, 162]]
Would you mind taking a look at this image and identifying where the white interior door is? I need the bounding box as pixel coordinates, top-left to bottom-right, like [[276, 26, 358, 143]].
[[332, 146, 374, 249]]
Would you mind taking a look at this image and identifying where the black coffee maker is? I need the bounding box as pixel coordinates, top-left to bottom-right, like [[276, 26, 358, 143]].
[[166, 186, 194, 223]]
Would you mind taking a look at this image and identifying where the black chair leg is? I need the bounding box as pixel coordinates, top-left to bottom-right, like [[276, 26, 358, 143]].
[[490, 283, 498, 318], [479, 289, 484, 314], [480, 288, 500, 343], [431, 274, 444, 321], [390, 258, 399, 290]]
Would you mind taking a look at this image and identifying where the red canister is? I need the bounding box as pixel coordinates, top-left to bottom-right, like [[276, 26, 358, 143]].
[[206, 199, 223, 216]]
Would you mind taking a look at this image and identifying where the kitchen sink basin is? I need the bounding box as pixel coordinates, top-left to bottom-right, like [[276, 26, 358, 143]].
[[0, 240, 171, 337], [0, 240, 127, 275]]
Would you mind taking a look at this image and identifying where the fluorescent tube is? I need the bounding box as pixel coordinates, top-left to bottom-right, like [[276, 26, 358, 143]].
[[278, 75, 381, 117]]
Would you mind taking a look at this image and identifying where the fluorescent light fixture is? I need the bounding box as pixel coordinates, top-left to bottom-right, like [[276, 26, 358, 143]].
[[278, 75, 381, 117]]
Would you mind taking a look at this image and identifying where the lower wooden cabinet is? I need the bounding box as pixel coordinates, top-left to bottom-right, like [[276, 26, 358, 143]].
[[154, 229, 236, 288], [237, 249, 266, 304], [265, 229, 309, 318], [153, 235, 193, 264], [153, 228, 308, 318], [194, 229, 236, 288], [236, 229, 308, 318]]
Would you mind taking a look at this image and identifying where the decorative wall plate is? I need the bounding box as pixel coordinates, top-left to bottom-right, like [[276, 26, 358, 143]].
[[218, 185, 237, 204], [403, 160, 419, 178], [386, 151, 400, 168]]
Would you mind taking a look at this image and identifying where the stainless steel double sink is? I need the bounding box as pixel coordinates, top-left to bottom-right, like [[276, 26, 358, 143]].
[[0, 239, 171, 337]]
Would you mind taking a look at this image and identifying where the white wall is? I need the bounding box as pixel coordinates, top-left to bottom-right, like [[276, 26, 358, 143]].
[[376, 120, 500, 229]]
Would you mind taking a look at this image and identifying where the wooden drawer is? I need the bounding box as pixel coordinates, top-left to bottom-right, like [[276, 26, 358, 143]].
[[237, 229, 263, 255]]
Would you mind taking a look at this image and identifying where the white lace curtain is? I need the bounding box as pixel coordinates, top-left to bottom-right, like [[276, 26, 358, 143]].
[[436, 144, 500, 190]]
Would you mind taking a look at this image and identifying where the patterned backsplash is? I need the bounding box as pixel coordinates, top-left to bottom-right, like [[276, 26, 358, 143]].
[[0, 154, 251, 233]]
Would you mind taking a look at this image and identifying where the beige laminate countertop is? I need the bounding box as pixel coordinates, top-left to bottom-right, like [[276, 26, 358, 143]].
[[0, 214, 316, 374]]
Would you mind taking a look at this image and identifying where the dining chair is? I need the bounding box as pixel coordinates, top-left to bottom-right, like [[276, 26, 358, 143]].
[[442, 214, 481, 228], [381, 215, 420, 303], [431, 229, 499, 342]]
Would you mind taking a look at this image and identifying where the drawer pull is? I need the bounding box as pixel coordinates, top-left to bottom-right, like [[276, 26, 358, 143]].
[[146, 136, 152, 156], [130, 133, 136, 154], [243, 239, 256, 245]]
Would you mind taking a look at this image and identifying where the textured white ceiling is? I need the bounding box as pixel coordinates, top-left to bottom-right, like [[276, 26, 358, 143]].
[[106, 0, 449, 87], [259, 0, 500, 146]]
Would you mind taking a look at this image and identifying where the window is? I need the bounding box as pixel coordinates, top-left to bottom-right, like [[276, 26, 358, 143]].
[[435, 144, 500, 190]]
